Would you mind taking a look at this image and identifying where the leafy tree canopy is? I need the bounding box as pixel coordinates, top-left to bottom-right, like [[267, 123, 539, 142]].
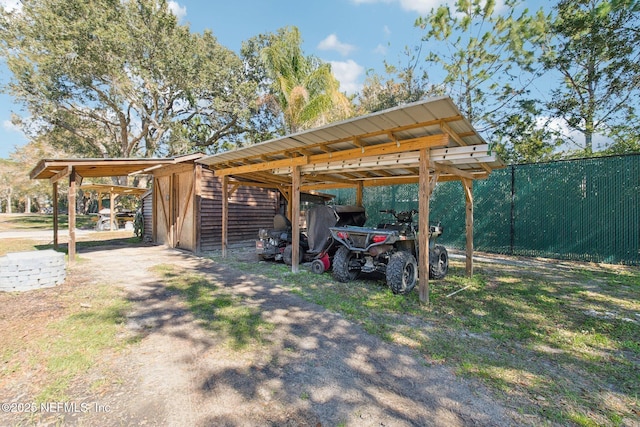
[[542, 0, 640, 154], [416, 0, 548, 133], [0, 0, 271, 158], [356, 44, 444, 114], [259, 26, 353, 134]]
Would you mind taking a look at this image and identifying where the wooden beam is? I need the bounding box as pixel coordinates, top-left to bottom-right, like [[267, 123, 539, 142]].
[[300, 182, 356, 191], [68, 169, 77, 263], [53, 182, 59, 250], [418, 148, 430, 304], [356, 181, 363, 207], [291, 166, 301, 273], [310, 134, 448, 165], [228, 183, 240, 196], [194, 164, 203, 253], [432, 162, 475, 180], [440, 120, 468, 146], [109, 191, 116, 232], [221, 175, 229, 258], [50, 166, 71, 184], [462, 178, 474, 276], [214, 156, 308, 177]]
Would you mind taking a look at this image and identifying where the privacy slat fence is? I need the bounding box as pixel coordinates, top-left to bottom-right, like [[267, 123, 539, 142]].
[[329, 154, 640, 265]]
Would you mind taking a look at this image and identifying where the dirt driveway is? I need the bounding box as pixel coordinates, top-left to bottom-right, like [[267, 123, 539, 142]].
[[2, 242, 520, 426]]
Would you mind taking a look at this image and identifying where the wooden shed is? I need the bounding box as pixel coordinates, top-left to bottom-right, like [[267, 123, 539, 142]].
[[29, 154, 280, 257], [145, 154, 278, 252]]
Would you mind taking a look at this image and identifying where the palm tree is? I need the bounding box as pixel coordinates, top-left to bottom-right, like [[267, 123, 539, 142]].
[[260, 27, 352, 133]]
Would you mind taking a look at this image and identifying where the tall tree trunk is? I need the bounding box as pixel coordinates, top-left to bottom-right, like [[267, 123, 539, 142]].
[[25, 196, 31, 213], [6, 189, 12, 214]]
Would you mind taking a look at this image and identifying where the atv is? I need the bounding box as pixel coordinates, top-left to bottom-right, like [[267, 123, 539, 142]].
[[256, 205, 366, 268], [328, 209, 448, 294]]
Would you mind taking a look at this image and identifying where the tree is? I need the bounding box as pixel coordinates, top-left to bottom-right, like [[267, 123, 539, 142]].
[[259, 26, 352, 134], [0, 159, 19, 213], [603, 114, 640, 154], [0, 0, 266, 160], [542, 0, 640, 154], [493, 100, 564, 163], [2, 138, 70, 213], [356, 44, 443, 114], [416, 0, 547, 132]]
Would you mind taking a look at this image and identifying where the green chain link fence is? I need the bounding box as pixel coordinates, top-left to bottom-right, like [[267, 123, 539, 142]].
[[327, 154, 640, 265]]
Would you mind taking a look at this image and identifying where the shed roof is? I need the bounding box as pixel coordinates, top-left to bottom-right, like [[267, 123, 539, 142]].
[[30, 153, 204, 181], [198, 96, 504, 190], [80, 183, 149, 197]]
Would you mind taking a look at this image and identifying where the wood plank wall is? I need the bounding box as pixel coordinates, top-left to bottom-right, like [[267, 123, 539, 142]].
[[142, 192, 153, 242], [199, 168, 278, 251]]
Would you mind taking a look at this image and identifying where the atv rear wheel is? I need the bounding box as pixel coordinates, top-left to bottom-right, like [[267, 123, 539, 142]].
[[429, 244, 449, 279], [386, 251, 418, 294], [332, 246, 360, 282]]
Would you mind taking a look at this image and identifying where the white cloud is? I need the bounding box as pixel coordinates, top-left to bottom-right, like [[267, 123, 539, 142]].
[[330, 60, 365, 95], [0, 0, 21, 13], [351, 0, 507, 15], [3, 119, 22, 134], [374, 44, 388, 55], [318, 34, 356, 57], [168, 1, 187, 21], [539, 116, 613, 152], [350, 0, 440, 14]]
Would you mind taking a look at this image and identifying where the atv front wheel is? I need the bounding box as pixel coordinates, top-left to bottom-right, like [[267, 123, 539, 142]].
[[332, 246, 360, 282], [386, 251, 418, 294], [429, 245, 449, 279]]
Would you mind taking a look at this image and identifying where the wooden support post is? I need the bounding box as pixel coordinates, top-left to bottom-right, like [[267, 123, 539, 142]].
[[418, 148, 430, 304], [291, 166, 301, 273], [462, 178, 474, 276], [68, 169, 77, 263], [53, 182, 59, 250], [356, 181, 363, 207], [109, 190, 116, 231], [194, 164, 203, 253], [222, 175, 229, 258]]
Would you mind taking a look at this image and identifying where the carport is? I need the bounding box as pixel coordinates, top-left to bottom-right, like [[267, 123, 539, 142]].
[[29, 155, 202, 261], [80, 183, 149, 230], [198, 96, 504, 303]]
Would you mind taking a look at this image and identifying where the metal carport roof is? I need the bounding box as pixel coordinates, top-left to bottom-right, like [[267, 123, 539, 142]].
[[197, 96, 504, 190], [197, 96, 505, 304]]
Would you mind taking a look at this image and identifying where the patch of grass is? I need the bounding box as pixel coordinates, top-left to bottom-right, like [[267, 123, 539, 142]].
[[219, 253, 640, 427], [0, 238, 53, 256], [0, 213, 96, 231], [26, 286, 134, 402], [36, 286, 134, 402], [154, 265, 275, 351]]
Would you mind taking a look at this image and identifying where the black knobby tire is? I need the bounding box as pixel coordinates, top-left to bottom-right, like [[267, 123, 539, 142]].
[[429, 244, 449, 279], [386, 251, 418, 294], [332, 246, 360, 282], [282, 244, 303, 265]]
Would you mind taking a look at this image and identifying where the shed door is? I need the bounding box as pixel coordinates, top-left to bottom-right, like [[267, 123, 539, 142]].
[[154, 175, 172, 246], [174, 170, 195, 250]]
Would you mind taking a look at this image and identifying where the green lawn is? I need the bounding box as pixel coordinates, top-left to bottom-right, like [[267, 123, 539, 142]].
[[0, 213, 96, 231], [207, 254, 640, 427]]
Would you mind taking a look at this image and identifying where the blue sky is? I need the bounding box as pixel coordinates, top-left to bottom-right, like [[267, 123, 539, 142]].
[[0, 0, 547, 159]]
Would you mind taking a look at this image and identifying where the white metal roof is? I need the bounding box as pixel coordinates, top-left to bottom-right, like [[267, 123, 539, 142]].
[[198, 96, 503, 189]]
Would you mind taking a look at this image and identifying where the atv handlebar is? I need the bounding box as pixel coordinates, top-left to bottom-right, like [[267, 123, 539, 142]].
[[380, 209, 418, 223]]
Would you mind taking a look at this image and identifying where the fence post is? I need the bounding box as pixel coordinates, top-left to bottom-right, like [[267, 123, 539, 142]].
[[510, 164, 515, 255]]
